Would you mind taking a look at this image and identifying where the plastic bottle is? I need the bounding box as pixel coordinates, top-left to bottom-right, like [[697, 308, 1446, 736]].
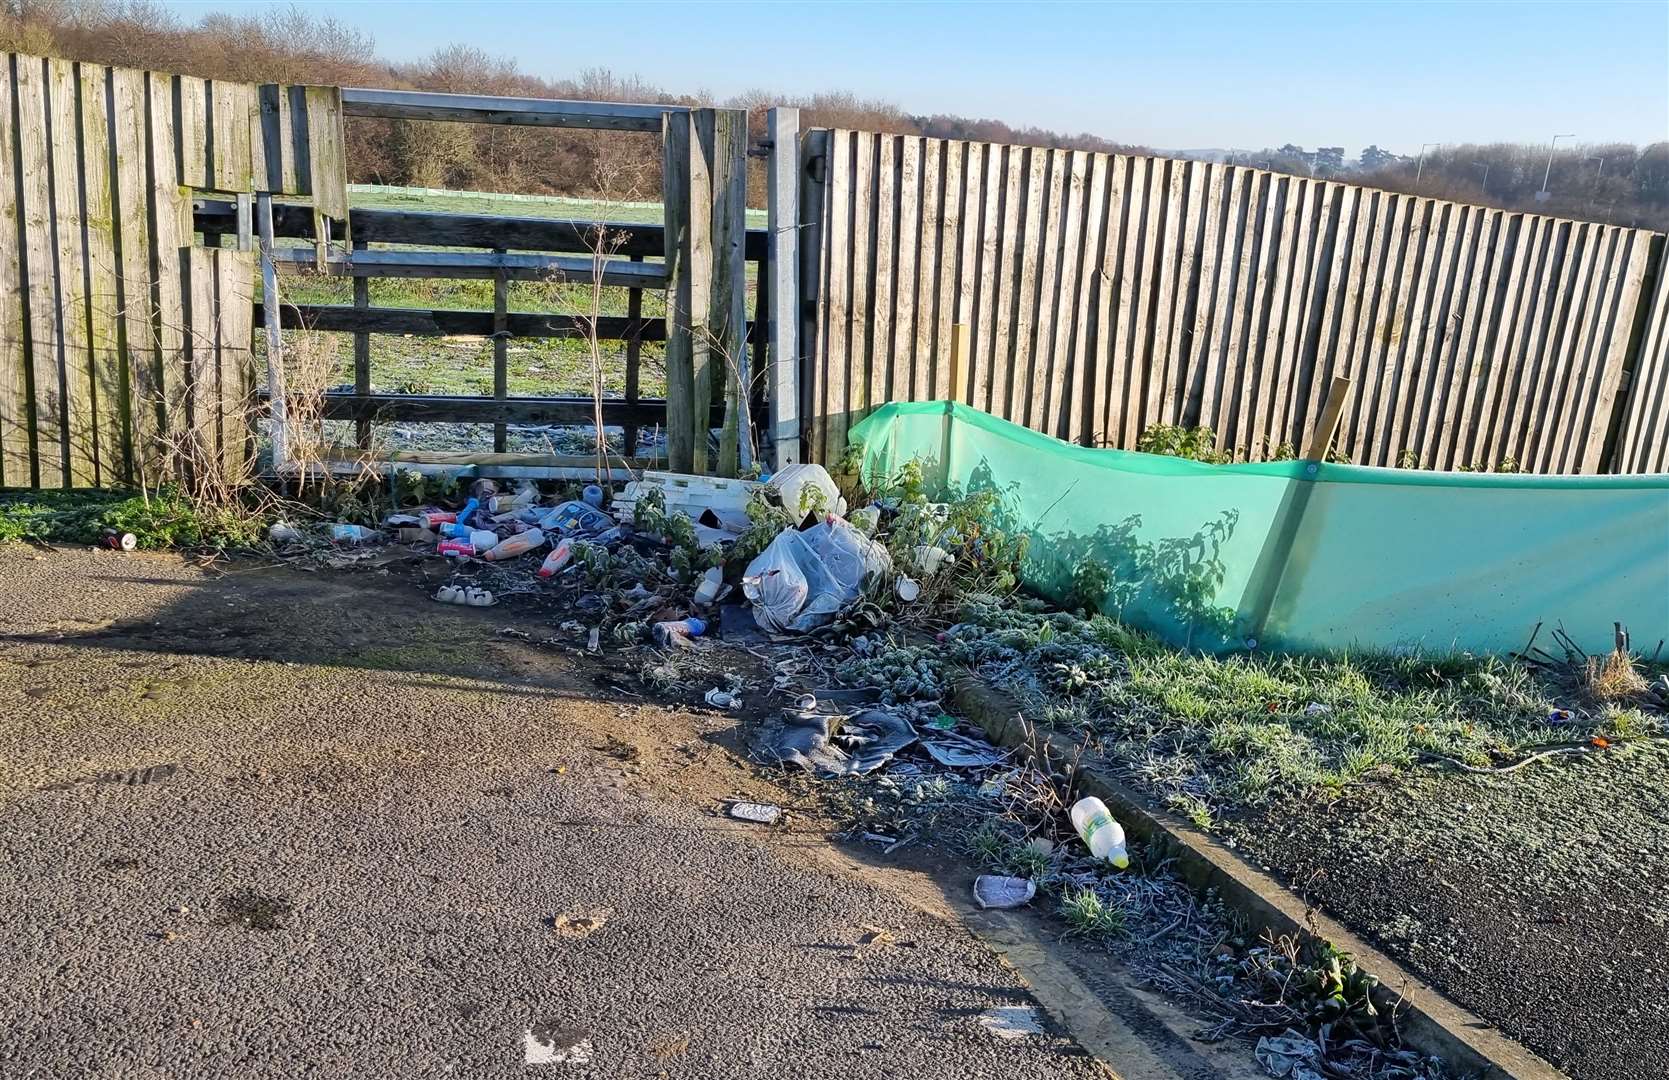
[[330, 523, 377, 544], [483, 529, 546, 561], [651, 617, 707, 648], [438, 521, 473, 539], [693, 566, 725, 605], [1069, 797, 1129, 868], [468, 529, 499, 551], [537, 538, 575, 578], [582, 484, 606, 509]]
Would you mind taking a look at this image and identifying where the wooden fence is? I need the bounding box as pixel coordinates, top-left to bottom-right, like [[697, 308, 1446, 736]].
[[0, 51, 344, 490], [793, 128, 1668, 474]]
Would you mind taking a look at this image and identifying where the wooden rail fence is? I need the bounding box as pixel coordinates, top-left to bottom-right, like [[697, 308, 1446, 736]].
[[790, 128, 1668, 474]]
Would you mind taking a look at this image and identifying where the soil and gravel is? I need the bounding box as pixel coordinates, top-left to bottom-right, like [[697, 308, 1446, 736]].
[[0, 548, 1107, 1079], [1220, 746, 1669, 1080]]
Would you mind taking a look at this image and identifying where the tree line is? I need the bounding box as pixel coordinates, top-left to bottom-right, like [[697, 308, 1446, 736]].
[[3, 1, 1663, 230]]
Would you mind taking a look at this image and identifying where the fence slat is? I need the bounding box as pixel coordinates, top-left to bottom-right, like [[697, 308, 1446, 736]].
[[891, 136, 920, 404], [930, 139, 961, 400], [1381, 199, 1441, 465], [971, 143, 1003, 411], [1239, 172, 1285, 457], [1044, 151, 1088, 439], [1162, 160, 1205, 429], [1067, 154, 1108, 445], [1112, 156, 1149, 445], [80, 62, 125, 485], [988, 143, 1026, 418], [1614, 238, 1669, 472], [1024, 149, 1067, 430], [952, 142, 984, 403], [910, 138, 941, 404], [1559, 227, 1627, 472], [819, 130, 850, 461], [15, 57, 64, 487], [1092, 156, 1129, 444], [0, 59, 23, 486], [217, 250, 255, 479], [867, 133, 895, 423]]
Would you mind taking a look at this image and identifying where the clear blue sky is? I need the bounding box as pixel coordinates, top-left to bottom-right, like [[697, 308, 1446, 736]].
[[167, 0, 1668, 153]]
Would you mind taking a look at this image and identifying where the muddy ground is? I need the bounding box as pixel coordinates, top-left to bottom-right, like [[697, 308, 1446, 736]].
[[0, 547, 1269, 1080], [1221, 744, 1669, 1080]]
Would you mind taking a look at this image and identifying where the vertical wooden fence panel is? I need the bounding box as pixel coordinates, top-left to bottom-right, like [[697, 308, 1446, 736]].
[[15, 56, 63, 488], [1613, 238, 1669, 473], [0, 57, 24, 486]]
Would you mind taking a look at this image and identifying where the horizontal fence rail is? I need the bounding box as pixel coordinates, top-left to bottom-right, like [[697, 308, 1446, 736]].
[[340, 87, 686, 132], [802, 129, 1668, 474]]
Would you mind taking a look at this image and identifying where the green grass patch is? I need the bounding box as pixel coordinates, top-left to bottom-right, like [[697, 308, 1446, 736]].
[[945, 598, 1579, 812], [0, 488, 267, 551]]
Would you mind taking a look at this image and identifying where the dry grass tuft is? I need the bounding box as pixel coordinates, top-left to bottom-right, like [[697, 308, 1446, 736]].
[[1584, 648, 1649, 704]]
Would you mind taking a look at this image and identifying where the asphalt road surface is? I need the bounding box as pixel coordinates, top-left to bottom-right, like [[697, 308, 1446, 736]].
[[0, 548, 1106, 1079]]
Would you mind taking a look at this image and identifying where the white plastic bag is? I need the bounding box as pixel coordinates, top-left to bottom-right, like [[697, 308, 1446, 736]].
[[742, 515, 890, 634]]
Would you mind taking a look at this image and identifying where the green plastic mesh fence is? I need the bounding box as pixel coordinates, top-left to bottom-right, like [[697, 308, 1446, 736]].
[[849, 402, 1669, 656]]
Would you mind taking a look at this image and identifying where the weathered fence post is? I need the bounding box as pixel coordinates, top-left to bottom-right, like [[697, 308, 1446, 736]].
[[663, 106, 747, 475], [766, 107, 801, 470], [256, 192, 288, 472]]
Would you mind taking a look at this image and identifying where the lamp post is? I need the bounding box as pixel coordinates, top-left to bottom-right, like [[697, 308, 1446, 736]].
[[1538, 134, 1575, 201], [1585, 155, 1606, 181], [1474, 161, 1490, 193], [1416, 142, 1440, 181]]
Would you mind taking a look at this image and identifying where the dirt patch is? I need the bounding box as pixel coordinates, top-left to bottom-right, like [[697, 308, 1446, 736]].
[[217, 889, 296, 932], [1220, 743, 1669, 1080]]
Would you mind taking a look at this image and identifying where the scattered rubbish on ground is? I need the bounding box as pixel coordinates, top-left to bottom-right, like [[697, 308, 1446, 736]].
[[1254, 1029, 1326, 1080], [1071, 796, 1130, 868], [704, 688, 741, 710], [546, 909, 612, 939], [653, 617, 706, 648], [101, 528, 137, 551], [755, 706, 919, 776], [973, 874, 1037, 910], [524, 1025, 594, 1066], [922, 732, 1009, 769], [977, 1005, 1044, 1039], [727, 801, 783, 825], [434, 585, 494, 606]]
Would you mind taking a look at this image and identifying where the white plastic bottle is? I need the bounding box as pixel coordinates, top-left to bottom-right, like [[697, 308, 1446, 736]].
[[1069, 797, 1129, 868]]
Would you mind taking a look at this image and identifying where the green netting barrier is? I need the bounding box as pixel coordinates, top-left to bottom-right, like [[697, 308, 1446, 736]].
[[848, 401, 1669, 656]]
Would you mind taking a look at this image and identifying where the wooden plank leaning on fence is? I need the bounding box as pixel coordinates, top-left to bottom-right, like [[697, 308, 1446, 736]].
[[1235, 375, 1352, 649]]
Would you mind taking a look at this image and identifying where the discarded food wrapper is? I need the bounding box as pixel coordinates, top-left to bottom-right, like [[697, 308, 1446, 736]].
[[539, 500, 614, 537], [1303, 702, 1331, 715], [972, 875, 1037, 910], [1549, 708, 1575, 724], [727, 801, 782, 825], [268, 522, 303, 544], [704, 688, 741, 710], [923, 734, 1009, 769]]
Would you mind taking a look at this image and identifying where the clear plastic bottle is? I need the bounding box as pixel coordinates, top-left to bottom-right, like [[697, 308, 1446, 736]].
[[537, 539, 575, 578], [483, 529, 546, 561], [1069, 796, 1129, 868]]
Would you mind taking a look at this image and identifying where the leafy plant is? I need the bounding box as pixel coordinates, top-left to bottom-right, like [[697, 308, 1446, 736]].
[[1059, 887, 1126, 937], [1137, 424, 1232, 464]]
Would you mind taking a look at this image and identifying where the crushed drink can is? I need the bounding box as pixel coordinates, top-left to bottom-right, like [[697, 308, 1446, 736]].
[[102, 529, 137, 552]]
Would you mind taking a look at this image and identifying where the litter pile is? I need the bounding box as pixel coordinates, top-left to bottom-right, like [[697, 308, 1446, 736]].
[[266, 460, 985, 658]]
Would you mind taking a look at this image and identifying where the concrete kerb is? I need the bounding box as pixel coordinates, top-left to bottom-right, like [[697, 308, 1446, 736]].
[[950, 676, 1569, 1080]]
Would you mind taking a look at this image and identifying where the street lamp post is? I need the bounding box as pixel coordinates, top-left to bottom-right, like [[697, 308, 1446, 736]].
[[1585, 155, 1606, 182], [1538, 134, 1576, 201], [1474, 161, 1490, 193], [1416, 142, 1440, 181]]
